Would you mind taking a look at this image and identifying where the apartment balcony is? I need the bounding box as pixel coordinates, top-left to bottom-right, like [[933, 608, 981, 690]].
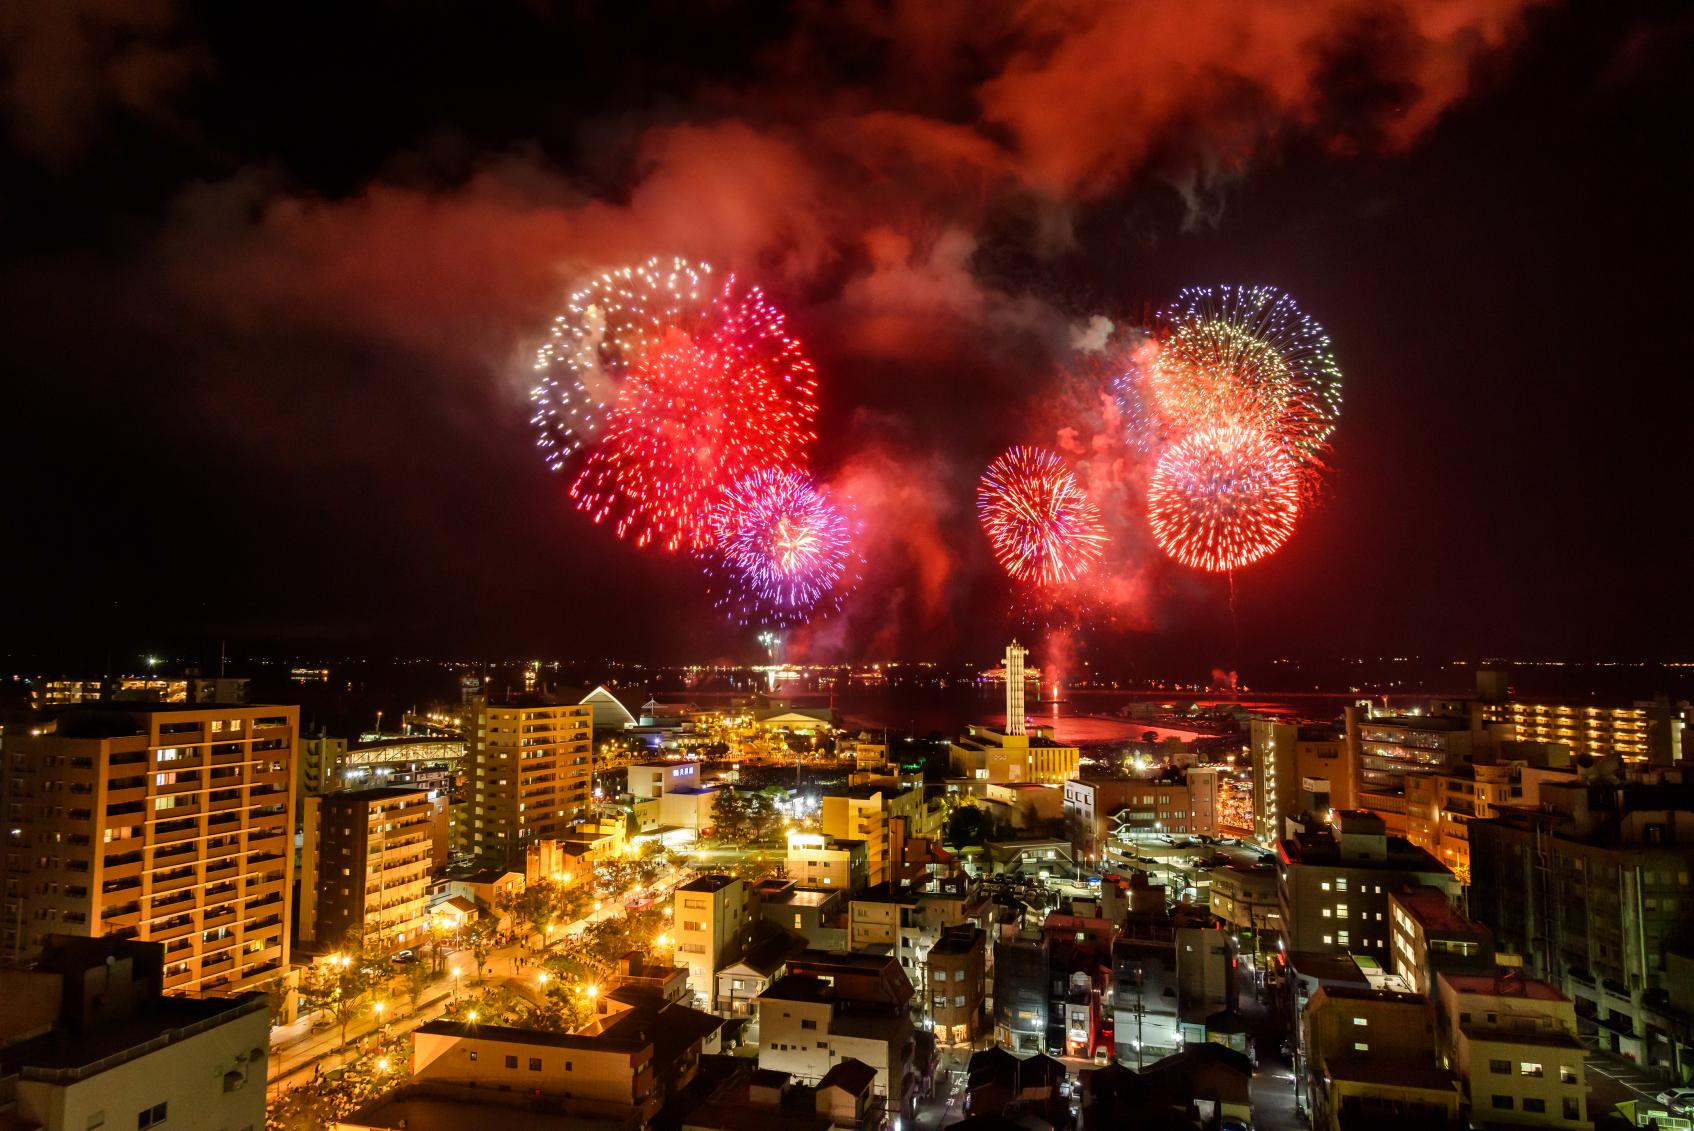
[[244, 876, 284, 901], [234, 957, 283, 988], [207, 793, 244, 814], [200, 953, 235, 976], [105, 784, 147, 807], [202, 906, 237, 930], [149, 916, 197, 942], [210, 746, 246, 765], [103, 904, 142, 931], [102, 856, 144, 883], [152, 820, 201, 845], [151, 871, 200, 898], [163, 966, 195, 991], [205, 858, 238, 881]]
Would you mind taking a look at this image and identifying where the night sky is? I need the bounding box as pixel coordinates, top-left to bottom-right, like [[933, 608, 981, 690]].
[[2, 1, 1689, 673]]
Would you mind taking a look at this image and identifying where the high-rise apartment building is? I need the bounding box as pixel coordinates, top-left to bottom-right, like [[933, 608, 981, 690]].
[[456, 697, 591, 869], [1345, 703, 1480, 788], [1, 703, 296, 996], [299, 786, 437, 953], [1482, 700, 1686, 766], [1250, 719, 1352, 846], [1404, 758, 1575, 883], [1468, 779, 1694, 1072]]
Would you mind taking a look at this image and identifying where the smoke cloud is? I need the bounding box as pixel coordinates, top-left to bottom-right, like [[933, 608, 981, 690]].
[[0, 0, 1553, 660]]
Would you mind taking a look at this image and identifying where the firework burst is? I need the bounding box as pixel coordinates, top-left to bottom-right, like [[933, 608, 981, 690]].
[[1146, 423, 1300, 572], [704, 469, 857, 625], [1149, 285, 1342, 469], [565, 274, 818, 552], [977, 446, 1109, 585], [530, 257, 717, 469]]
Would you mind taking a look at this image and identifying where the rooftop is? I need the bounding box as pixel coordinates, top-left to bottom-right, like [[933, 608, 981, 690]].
[[338, 1085, 629, 1131], [1, 994, 266, 1081], [1391, 886, 1483, 936], [1321, 1055, 1456, 1092], [1439, 972, 1567, 1002], [413, 1018, 644, 1053], [680, 873, 740, 894]]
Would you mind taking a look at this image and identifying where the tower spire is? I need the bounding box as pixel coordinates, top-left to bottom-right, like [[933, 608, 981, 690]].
[[1005, 640, 1027, 737]]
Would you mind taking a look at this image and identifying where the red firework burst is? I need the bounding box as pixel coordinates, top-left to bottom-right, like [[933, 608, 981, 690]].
[[568, 278, 817, 551], [1146, 424, 1300, 572], [977, 446, 1109, 585]]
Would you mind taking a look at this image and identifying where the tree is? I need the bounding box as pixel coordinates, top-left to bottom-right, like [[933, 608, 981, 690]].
[[946, 804, 990, 848], [403, 960, 441, 1013], [501, 880, 562, 949], [712, 789, 753, 843], [300, 952, 382, 1050], [465, 916, 499, 981]]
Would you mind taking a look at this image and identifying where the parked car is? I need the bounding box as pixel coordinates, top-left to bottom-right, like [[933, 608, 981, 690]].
[[1655, 1089, 1694, 1112], [1221, 1119, 1251, 1131], [390, 949, 417, 964]]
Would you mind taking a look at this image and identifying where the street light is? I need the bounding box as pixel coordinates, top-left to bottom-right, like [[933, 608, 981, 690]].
[[450, 965, 462, 1001]]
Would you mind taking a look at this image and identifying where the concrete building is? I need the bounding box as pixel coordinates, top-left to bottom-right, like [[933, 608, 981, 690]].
[[1434, 971, 1590, 1129], [847, 881, 990, 977], [1406, 757, 1576, 883], [1250, 720, 1352, 847], [682, 1059, 883, 1131], [947, 644, 1077, 785], [1483, 700, 1686, 766], [948, 725, 1080, 786], [402, 1010, 717, 1127], [0, 702, 295, 996], [1303, 984, 1460, 1131], [926, 924, 987, 1046], [1209, 862, 1284, 943], [754, 950, 916, 1109], [993, 923, 1049, 1054], [456, 697, 592, 868], [786, 832, 870, 893], [628, 760, 703, 799], [1276, 810, 1459, 962], [755, 879, 846, 950], [1468, 778, 1694, 1072], [1066, 770, 1219, 865], [821, 787, 890, 888], [1346, 703, 1483, 790], [0, 935, 269, 1131], [716, 928, 809, 1025], [298, 786, 436, 953], [674, 873, 755, 1011], [1388, 885, 1495, 994], [984, 837, 1075, 879]]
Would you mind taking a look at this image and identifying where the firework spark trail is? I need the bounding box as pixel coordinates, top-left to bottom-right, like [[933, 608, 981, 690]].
[[562, 272, 818, 552], [1146, 423, 1300, 573], [530, 256, 716, 468], [704, 468, 857, 626], [977, 446, 1109, 586], [1151, 285, 1342, 474]]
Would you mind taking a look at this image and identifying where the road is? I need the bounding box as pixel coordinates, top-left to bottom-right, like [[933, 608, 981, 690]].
[[1587, 1049, 1687, 1127]]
